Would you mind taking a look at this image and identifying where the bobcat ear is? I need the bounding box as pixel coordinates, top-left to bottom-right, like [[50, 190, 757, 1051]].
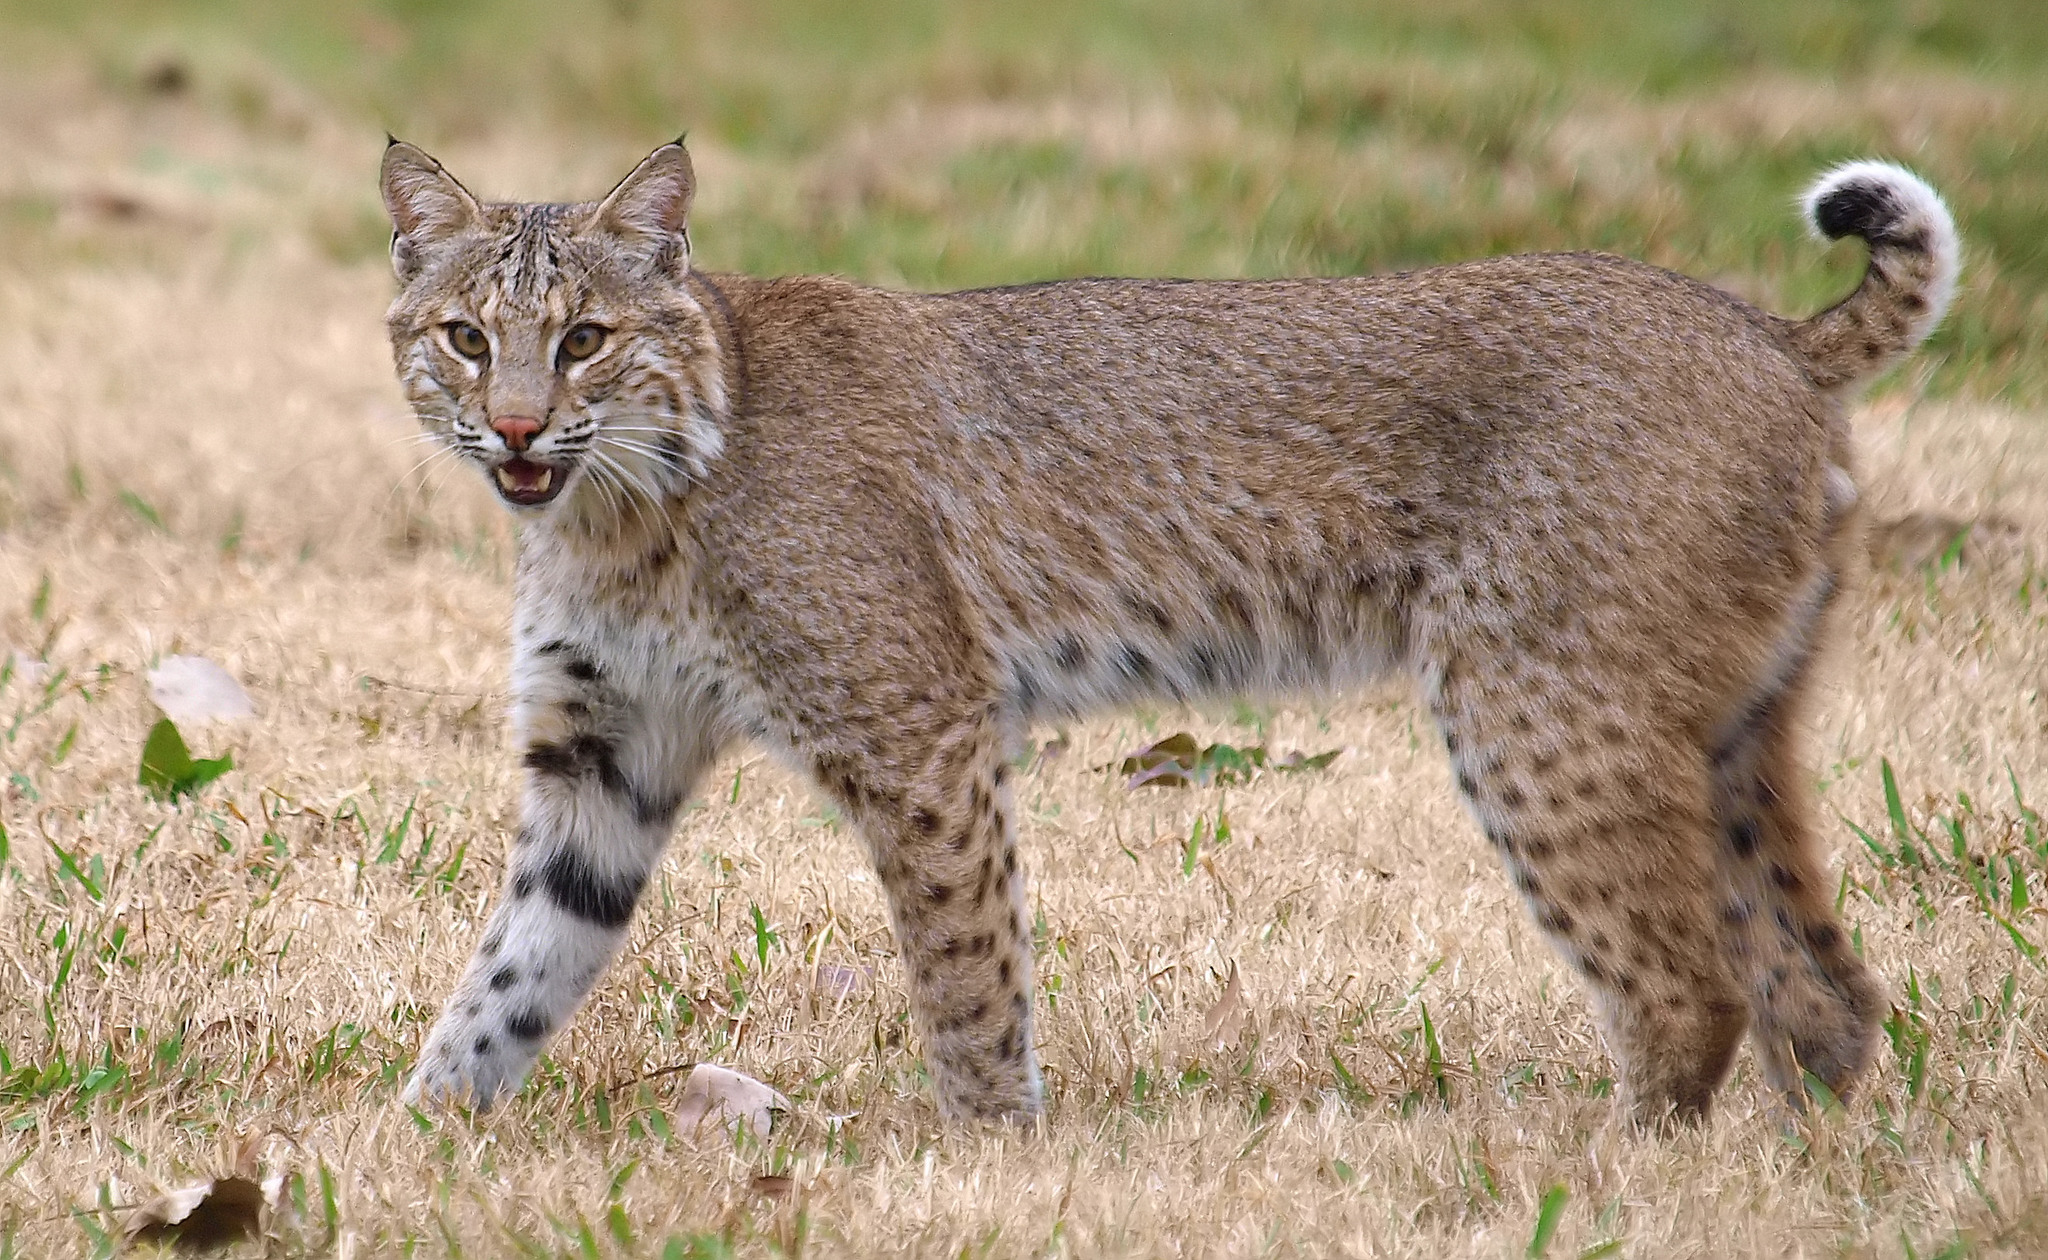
[[380, 139, 482, 282], [591, 141, 694, 274]]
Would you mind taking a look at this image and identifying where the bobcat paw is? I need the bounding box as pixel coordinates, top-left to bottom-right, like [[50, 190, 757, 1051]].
[[403, 1011, 543, 1111]]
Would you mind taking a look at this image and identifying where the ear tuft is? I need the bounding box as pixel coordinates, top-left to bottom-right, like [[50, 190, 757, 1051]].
[[592, 142, 695, 274], [379, 140, 482, 282]]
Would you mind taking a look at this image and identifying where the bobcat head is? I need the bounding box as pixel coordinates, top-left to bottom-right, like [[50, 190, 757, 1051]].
[[379, 140, 725, 520]]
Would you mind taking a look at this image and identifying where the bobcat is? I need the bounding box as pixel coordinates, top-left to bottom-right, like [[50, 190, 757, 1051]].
[[381, 138, 1956, 1127]]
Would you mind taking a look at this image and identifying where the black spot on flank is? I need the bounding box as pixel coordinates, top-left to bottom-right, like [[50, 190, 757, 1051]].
[[563, 657, 600, 682], [1770, 864, 1800, 890], [1114, 645, 1155, 685], [1538, 907, 1574, 935], [537, 639, 571, 656], [925, 882, 953, 906], [1003, 848, 1017, 875], [489, 966, 518, 991], [1216, 586, 1256, 631], [480, 931, 504, 959], [911, 807, 940, 835], [512, 871, 536, 899], [1014, 666, 1044, 714], [537, 847, 645, 928], [993, 762, 1009, 786], [998, 958, 1013, 985], [1455, 771, 1479, 798], [1052, 635, 1086, 671], [473, 1035, 493, 1056], [1500, 785, 1526, 809], [1728, 819, 1760, 857], [1807, 923, 1841, 951], [506, 1010, 550, 1041]]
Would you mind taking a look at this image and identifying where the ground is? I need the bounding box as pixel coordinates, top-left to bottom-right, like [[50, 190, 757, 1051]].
[[3, 3, 2048, 1255]]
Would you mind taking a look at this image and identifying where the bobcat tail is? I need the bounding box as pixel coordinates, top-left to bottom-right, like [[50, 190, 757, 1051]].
[[1787, 161, 1959, 392]]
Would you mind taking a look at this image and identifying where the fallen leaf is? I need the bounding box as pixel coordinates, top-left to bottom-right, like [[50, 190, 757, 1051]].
[[1200, 962, 1245, 1048], [138, 718, 234, 802], [1116, 732, 1202, 781], [2, 652, 50, 690], [147, 655, 255, 725], [1271, 748, 1343, 774], [1123, 760, 1198, 789], [1108, 733, 1340, 790], [813, 963, 865, 1001], [750, 1174, 795, 1200], [122, 1175, 268, 1251], [675, 1064, 789, 1142]]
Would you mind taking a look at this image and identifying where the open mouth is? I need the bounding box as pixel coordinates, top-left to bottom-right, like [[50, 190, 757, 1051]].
[[491, 456, 568, 507]]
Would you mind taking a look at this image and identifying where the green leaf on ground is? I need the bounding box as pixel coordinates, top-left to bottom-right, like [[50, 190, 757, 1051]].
[[138, 718, 233, 801]]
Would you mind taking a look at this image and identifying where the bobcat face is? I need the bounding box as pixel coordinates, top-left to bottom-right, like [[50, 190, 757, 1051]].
[[380, 142, 725, 518]]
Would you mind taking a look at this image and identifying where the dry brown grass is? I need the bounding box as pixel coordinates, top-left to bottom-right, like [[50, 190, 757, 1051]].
[[6, 38, 2048, 1260]]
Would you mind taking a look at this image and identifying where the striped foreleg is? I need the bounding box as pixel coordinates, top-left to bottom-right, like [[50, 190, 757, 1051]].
[[406, 654, 718, 1109]]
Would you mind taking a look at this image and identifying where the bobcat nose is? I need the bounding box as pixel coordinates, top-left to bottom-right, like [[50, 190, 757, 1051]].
[[491, 415, 543, 452]]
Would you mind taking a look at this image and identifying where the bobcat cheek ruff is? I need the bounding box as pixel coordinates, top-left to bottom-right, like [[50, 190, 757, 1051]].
[[382, 140, 1953, 1126]]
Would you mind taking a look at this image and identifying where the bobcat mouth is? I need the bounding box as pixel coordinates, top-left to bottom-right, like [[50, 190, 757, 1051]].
[[492, 457, 567, 507]]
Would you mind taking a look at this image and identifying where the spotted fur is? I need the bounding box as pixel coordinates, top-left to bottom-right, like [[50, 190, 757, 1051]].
[[382, 141, 1955, 1127]]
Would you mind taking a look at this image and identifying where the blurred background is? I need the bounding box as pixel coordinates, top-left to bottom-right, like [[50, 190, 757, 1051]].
[[3, 0, 2044, 391]]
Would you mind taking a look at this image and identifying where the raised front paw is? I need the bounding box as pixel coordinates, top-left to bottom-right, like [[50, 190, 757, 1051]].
[[403, 1006, 549, 1111]]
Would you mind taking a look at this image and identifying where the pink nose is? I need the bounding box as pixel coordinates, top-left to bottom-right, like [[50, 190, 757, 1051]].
[[491, 415, 542, 451]]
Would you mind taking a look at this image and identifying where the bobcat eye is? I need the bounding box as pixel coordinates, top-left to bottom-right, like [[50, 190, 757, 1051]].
[[558, 323, 608, 365], [445, 322, 490, 361]]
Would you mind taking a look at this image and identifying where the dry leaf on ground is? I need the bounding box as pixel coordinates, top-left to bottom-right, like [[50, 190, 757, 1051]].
[[121, 1175, 269, 1252], [146, 655, 256, 725], [675, 1063, 790, 1141], [1200, 961, 1246, 1048], [813, 963, 866, 1001], [750, 1174, 796, 1200]]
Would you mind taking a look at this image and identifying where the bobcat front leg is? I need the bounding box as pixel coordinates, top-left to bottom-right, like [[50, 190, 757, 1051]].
[[405, 641, 722, 1109]]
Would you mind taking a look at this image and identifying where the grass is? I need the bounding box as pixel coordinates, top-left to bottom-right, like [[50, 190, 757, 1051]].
[[3, 1, 2048, 1254]]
